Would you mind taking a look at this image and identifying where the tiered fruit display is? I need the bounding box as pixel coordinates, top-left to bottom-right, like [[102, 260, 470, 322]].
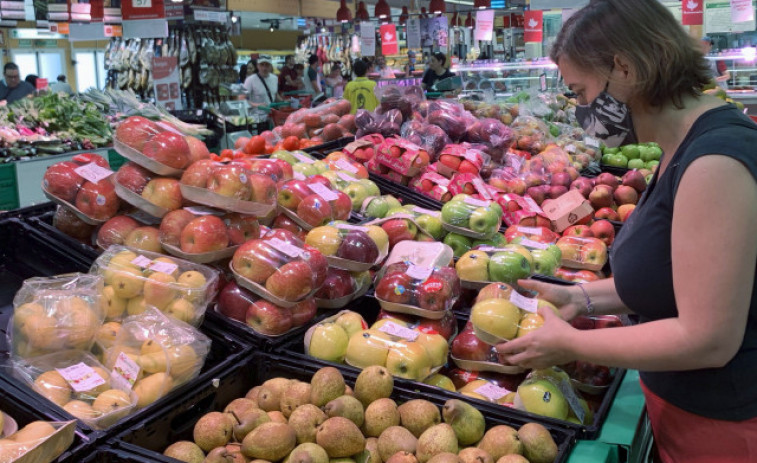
[[278, 178, 352, 228]]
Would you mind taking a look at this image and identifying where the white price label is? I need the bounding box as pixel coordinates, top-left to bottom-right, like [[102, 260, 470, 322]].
[[268, 238, 303, 259], [464, 197, 491, 208], [565, 144, 577, 154], [522, 196, 543, 213], [130, 255, 153, 268], [293, 171, 306, 180], [509, 291, 539, 313], [474, 382, 511, 401], [584, 137, 601, 149], [335, 158, 359, 174], [378, 321, 420, 341], [337, 172, 359, 183], [476, 246, 507, 253], [149, 260, 179, 275], [517, 226, 543, 236], [74, 162, 113, 184], [293, 152, 315, 164], [412, 207, 441, 218], [308, 183, 339, 201], [406, 264, 433, 282], [111, 352, 141, 391], [472, 178, 493, 200], [56, 363, 107, 393], [519, 238, 549, 250], [336, 223, 369, 232], [132, 0, 152, 7]]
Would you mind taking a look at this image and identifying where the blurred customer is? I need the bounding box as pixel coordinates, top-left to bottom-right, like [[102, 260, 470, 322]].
[[50, 74, 73, 94], [0, 63, 34, 105]]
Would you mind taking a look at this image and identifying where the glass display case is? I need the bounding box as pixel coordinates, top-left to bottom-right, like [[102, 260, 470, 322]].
[[450, 59, 564, 97], [708, 52, 757, 112]]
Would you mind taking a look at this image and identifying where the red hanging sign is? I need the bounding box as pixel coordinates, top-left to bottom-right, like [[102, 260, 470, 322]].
[[524, 10, 543, 43], [681, 0, 703, 25], [380, 24, 398, 56], [36, 78, 49, 91], [502, 14, 511, 28], [121, 0, 165, 21]]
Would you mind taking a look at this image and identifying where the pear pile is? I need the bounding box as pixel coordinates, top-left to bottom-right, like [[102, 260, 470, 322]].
[[0, 421, 70, 462], [164, 365, 559, 463]]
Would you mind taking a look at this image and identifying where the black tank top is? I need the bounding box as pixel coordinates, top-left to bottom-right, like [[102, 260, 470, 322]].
[[611, 105, 757, 420]]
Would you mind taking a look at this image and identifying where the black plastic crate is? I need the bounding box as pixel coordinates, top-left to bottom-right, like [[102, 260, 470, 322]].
[[0, 202, 56, 220], [113, 352, 575, 463], [303, 136, 356, 157], [78, 445, 155, 463]]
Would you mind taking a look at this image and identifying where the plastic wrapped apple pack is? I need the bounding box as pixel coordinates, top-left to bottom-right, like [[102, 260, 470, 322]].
[[278, 178, 353, 230], [89, 246, 220, 326], [305, 223, 389, 271], [112, 162, 185, 219], [10, 273, 105, 360], [322, 152, 370, 180], [375, 84, 425, 120], [451, 319, 524, 375], [230, 230, 328, 307], [424, 99, 477, 144], [514, 367, 589, 424], [374, 136, 431, 177], [455, 374, 519, 405], [342, 134, 383, 163], [13, 350, 138, 430], [435, 144, 490, 178], [401, 119, 451, 161], [0, 419, 75, 463], [563, 360, 617, 396], [464, 118, 515, 164], [447, 173, 499, 202], [510, 115, 555, 156], [314, 268, 372, 309], [364, 214, 435, 251], [179, 160, 277, 216], [41, 154, 120, 225], [555, 236, 608, 272], [455, 244, 536, 289], [440, 194, 503, 239], [102, 307, 210, 411], [114, 116, 198, 176]]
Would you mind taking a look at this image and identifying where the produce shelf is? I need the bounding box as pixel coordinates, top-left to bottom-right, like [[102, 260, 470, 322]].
[[111, 351, 576, 463], [80, 445, 161, 463], [302, 136, 356, 157]]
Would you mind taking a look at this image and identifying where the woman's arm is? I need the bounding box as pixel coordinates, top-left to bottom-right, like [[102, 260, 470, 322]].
[[498, 155, 757, 371]]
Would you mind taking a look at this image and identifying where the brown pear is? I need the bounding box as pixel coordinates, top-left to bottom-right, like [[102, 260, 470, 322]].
[[362, 437, 381, 463], [477, 426, 522, 461], [324, 395, 365, 427], [163, 440, 205, 463], [517, 423, 557, 463], [427, 453, 460, 463], [316, 416, 366, 458], [225, 398, 259, 417], [246, 386, 262, 406], [416, 424, 458, 463], [496, 456, 529, 463], [268, 411, 288, 423], [258, 378, 292, 412], [241, 422, 297, 461], [205, 447, 231, 463], [225, 443, 250, 463], [354, 366, 393, 407], [377, 426, 417, 462], [289, 404, 327, 444], [386, 451, 418, 463], [231, 406, 271, 442], [193, 411, 234, 452], [287, 443, 330, 463], [362, 398, 400, 437], [310, 367, 346, 407], [398, 400, 441, 438], [458, 447, 493, 463], [281, 381, 313, 418]]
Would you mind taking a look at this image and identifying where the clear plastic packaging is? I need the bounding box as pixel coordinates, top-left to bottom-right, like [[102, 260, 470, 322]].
[[555, 236, 608, 271], [374, 137, 430, 177], [376, 84, 425, 120], [0, 419, 75, 463], [113, 116, 193, 174], [401, 120, 451, 160], [440, 194, 503, 239], [355, 109, 403, 139], [373, 260, 460, 320], [230, 231, 328, 306], [409, 170, 452, 203], [102, 308, 210, 409], [436, 144, 490, 178], [503, 224, 560, 245], [42, 168, 121, 225], [455, 245, 535, 288], [322, 152, 370, 180], [113, 162, 155, 196], [469, 290, 558, 344], [89, 246, 220, 325], [314, 269, 372, 309], [342, 134, 383, 163], [457, 375, 520, 404], [447, 173, 499, 201], [464, 118, 515, 163], [14, 350, 137, 430], [42, 153, 112, 204], [425, 100, 474, 143], [278, 178, 352, 229], [511, 115, 555, 156], [514, 367, 588, 423], [10, 273, 105, 359], [563, 361, 616, 395], [112, 172, 183, 219], [305, 223, 389, 270], [364, 215, 436, 251]]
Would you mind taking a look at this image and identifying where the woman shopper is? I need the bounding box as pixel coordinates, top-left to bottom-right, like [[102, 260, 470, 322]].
[[421, 52, 454, 91], [495, 1, 757, 462]]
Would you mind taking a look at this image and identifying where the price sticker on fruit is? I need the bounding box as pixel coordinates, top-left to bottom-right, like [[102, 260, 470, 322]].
[[74, 163, 114, 184], [149, 260, 179, 275], [337, 172, 359, 183], [377, 321, 420, 341], [112, 352, 141, 391], [56, 363, 106, 393], [130, 255, 153, 268], [510, 291, 538, 313], [335, 158, 359, 174], [268, 238, 304, 259], [519, 238, 549, 250], [516, 226, 542, 236], [308, 183, 339, 201], [292, 152, 315, 164], [406, 264, 434, 282], [463, 197, 491, 208], [474, 382, 511, 401]]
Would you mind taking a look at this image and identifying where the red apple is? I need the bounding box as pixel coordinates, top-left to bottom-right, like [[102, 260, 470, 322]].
[[381, 219, 417, 249], [451, 327, 491, 362], [563, 224, 593, 238], [297, 195, 333, 227], [115, 162, 153, 194], [526, 186, 547, 206], [332, 191, 353, 221], [622, 169, 647, 194], [250, 160, 284, 182], [589, 219, 616, 246], [181, 159, 217, 188], [72, 153, 109, 168], [272, 214, 306, 240], [302, 245, 329, 287], [570, 177, 594, 198], [53, 206, 96, 242], [142, 178, 183, 211], [98, 215, 140, 248], [180, 215, 229, 253], [617, 204, 635, 222], [217, 280, 256, 323], [548, 185, 568, 199], [314, 268, 355, 299], [115, 116, 161, 151], [458, 160, 479, 175], [265, 228, 304, 246], [595, 172, 620, 190], [232, 239, 283, 283], [506, 178, 527, 195], [290, 298, 317, 326], [185, 136, 211, 164], [246, 300, 294, 335], [207, 165, 252, 200], [375, 271, 414, 304], [43, 161, 84, 202], [594, 207, 620, 221], [594, 315, 623, 329], [249, 173, 277, 205], [224, 213, 260, 245], [75, 179, 120, 220], [305, 175, 332, 189], [588, 185, 614, 209], [265, 260, 314, 301], [550, 172, 572, 189], [278, 180, 311, 210], [416, 310, 456, 340], [439, 154, 462, 171], [417, 277, 451, 312], [613, 185, 639, 205], [160, 209, 196, 246], [272, 159, 294, 181], [142, 131, 190, 169], [124, 226, 162, 253]]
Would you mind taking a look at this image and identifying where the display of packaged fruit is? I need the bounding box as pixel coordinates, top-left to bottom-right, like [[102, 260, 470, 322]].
[[563, 360, 616, 395], [304, 310, 448, 381], [230, 230, 328, 307], [514, 367, 590, 424], [455, 245, 534, 288], [469, 289, 560, 345], [436, 144, 490, 178], [14, 350, 138, 430], [554, 266, 605, 283], [373, 261, 460, 320], [375, 307, 458, 340], [101, 308, 211, 409], [278, 178, 352, 229], [409, 170, 452, 203], [312, 268, 371, 309], [179, 160, 277, 216], [440, 194, 503, 239], [456, 376, 519, 405], [305, 223, 389, 271], [112, 167, 184, 219], [10, 273, 105, 359], [375, 137, 430, 177], [555, 236, 608, 271], [365, 215, 437, 251], [504, 224, 560, 244], [0, 419, 75, 463], [90, 246, 220, 326], [447, 173, 499, 200], [158, 208, 260, 264], [342, 134, 383, 163], [41, 154, 120, 225], [322, 152, 370, 179]]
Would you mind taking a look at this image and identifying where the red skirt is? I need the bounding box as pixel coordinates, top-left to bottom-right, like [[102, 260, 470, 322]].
[[641, 380, 757, 463]]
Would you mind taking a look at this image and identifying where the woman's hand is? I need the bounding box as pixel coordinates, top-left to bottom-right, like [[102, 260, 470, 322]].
[[517, 279, 584, 321]]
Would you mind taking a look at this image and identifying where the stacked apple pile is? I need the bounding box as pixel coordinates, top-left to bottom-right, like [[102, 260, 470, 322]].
[[272, 99, 355, 142], [601, 142, 662, 170], [278, 178, 352, 228], [90, 247, 219, 326], [157, 208, 261, 257], [573, 170, 648, 223], [368, 137, 431, 186], [440, 195, 503, 238], [42, 152, 121, 222], [163, 365, 560, 463], [433, 145, 489, 178], [305, 224, 389, 268]]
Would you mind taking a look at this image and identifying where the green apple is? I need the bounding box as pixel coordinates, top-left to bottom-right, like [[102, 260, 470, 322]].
[[645, 160, 659, 170], [443, 233, 473, 259], [386, 207, 409, 217], [470, 298, 521, 341], [311, 160, 329, 174], [293, 163, 320, 177], [345, 329, 392, 368], [640, 145, 662, 163], [645, 174, 654, 183], [516, 379, 569, 420], [545, 243, 562, 263], [335, 311, 368, 338], [359, 179, 380, 197], [530, 249, 559, 276], [343, 183, 370, 211], [423, 373, 456, 391], [456, 250, 490, 281], [384, 195, 402, 210], [415, 214, 444, 240], [620, 145, 640, 160], [473, 233, 507, 248], [441, 201, 472, 227], [602, 147, 620, 155], [271, 150, 297, 165], [488, 251, 531, 284], [488, 201, 503, 218], [503, 243, 534, 269], [291, 150, 315, 162], [385, 341, 432, 380], [601, 154, 614, 165], [606, 154, 628, 168], [308, 322, 350, 362], [627, 158, 645, 170], [363, 196, 389, 218]]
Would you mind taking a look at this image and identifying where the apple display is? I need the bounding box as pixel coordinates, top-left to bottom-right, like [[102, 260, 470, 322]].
[[207, 165, 252, 200], [184, 135, 211, 164], [336, 230, 379, 263], [180, 215, 230, 253], [381, 219, 417, 249], [141, 178, 184, 211], [75, 179, 120, 220], [613, 185, 639, 205], [232, 239, 283, 283], [385, 341, 432, 380], [290, 298, 317, 326], [345, 329, 393, 368], [142, 131, 190, 169], [246, 300, 294, 335], [488, 251, 531, 284], [97, 215, 140, 248], [265, 260, 314, 301], [54, 206, 96, 242], [43, 161, 84, 202], [443, 233, 472, 259], [180, 159, 216, 188], [469, 207, 501, 236], [217, 280, 256, 322]]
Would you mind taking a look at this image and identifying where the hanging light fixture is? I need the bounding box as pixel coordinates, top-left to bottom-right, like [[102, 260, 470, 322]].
[[451, 5, 458, 27], [356, 1, 370, 21], [399, 6, 409, 25], [374, 0, 391, 20], [474, 0, 490, 9], [429, 0, 445, 15], [464, 12, 475, 28], [336, 0, 352, 23]]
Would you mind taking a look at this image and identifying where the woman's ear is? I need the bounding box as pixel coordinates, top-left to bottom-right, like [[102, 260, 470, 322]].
[[612, 54, 633, 80]]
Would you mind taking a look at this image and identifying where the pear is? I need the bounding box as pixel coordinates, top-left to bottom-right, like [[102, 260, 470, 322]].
[[386, 451, 418, 463], [354, 366, 393, 407], [310, 367, 346, 407], [268, 410, 288, 423], [477, 426, 523, 461], [324, 395, 365, 427], [289, 404, 327, 444], [442, 399, 485, 446], [287, 443, 330, 463], [362, 437, 381, 463], [427, 453, 460, 463], [229, 405, 271, 442], [92, 389, 133, 426], [458, 448, 493, 463], [95, 322, 121, 349], [241, 422, 297, 461], [258, 378, 293, 412], [205, 447, 232, 463], [495, 456, 529, 463], [316, 416, 366, 458], [224, 443, 248, 463], [246, 386, 262, 405], [193, 411, 234, 452], [224, 398, 259, 417], [133, 372, 173, 408], [517, 423, 558, 463], [163, 441, 205, 463], [34, 370, 72, 407], [416, 424, 458, 463], [167, 345, 199, 383], [362, 398, 400, 437], [397, 400, 440, 438], [377, 426, 417, 461], [12, 421, 56, 444], [281, 381, 313, 418]]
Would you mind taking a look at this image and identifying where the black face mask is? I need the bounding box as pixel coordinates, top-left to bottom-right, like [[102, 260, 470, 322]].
[[575, 79, 637, 148]]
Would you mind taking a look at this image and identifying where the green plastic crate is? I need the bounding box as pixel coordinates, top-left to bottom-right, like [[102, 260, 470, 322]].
[[0, 163, 19, 211], [108, 149, 127, 171]]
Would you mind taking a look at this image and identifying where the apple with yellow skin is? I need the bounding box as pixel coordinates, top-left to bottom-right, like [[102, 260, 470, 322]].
[[345, 329, 393, 368], [385, 341, 432, 380], [456, 251, 490, 281], [308, 322, 350, 363], [470, 298, 522, 342]]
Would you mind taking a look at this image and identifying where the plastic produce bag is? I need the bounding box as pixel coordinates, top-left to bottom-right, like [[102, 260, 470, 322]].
[[277, 179, 352, 229], [401, 120, 451, 160], [511, 115, 555, 156], [10, 273, 105, 359], [0, 419, 75, 463], [376, 84, 425, 119]]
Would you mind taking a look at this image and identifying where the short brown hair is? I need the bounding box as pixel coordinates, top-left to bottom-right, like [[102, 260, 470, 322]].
[[550, 0, 711, 109]]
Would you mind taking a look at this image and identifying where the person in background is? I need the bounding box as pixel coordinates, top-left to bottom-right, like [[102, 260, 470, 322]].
[[238, 63, 248, 84], [700, 36, 730, 88], [421, 52, 454, 91], [324, 63, 345, 99], [375, 56, 396, 79], [495, 1, 757, 462], [294, 63, 305, 88], [24, 75, 38, 89], [49, 74, 73, 94], [343, 58, 378, 114], [303, 54, 320, 95], [403, 50, 418, 76], [0, 63, 34, 105], [278, 54, 302, 94], [244, 56, 281, 106]]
